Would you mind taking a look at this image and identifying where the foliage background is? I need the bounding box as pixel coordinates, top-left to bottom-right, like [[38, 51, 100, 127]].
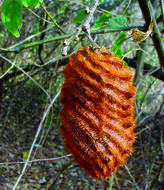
[[0, 0, 163, 189]]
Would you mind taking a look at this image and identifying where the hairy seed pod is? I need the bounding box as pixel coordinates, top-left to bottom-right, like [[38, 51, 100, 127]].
[[60, 47, 136, 180]]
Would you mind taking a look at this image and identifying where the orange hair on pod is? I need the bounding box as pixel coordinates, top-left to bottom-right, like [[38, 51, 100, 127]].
[[60, 47, 136, 180]]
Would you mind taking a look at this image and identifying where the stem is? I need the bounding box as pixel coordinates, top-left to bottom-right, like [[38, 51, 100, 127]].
[[133, 40, 148, 86], [108, 174, 114, 190], [47, 158, 74, 190], [160, 0, 164, 26], [40, 3, 66, 34], [150, 159, 164, 189]]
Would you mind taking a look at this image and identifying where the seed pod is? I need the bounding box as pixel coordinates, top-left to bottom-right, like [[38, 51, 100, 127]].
[[60, 47, 136, 180]]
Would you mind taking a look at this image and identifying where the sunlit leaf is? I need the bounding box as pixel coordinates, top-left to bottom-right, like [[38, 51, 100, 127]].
[[0, 33, 4, 37], [108, 16, 127, 27], [23, 0, 40, 8], [1, 0, 22, 37], [23, 151, 29, 159], [116, 32, 127, 46], [127, 46, 133, 52], [112, 44, 124, 57], [111, 32, 127, 57], [71, 10, 86, 24], [92, 13, 112, 30]]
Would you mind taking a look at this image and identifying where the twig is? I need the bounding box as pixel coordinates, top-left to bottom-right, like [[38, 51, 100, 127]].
[[0, 55, 18, 79], [27, 7, 52, 23], [124, 165, 140, 190], [40, 3, 66, 34], [0, 55, 51, 100], [122, 0, 131, 15], [157, 98, 164, 115], [47, 158, 74, 190], [124, 57, 164, 82], [139, 79, 157, 112], [8, 25, 55, 49], [0, 154, 72, 165], [150, 159, 164, 189], [12, 90, 61, 190]]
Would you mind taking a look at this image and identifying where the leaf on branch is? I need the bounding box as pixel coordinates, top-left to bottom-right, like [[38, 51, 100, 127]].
[[71, 10, 86, 24], [107, 16, 127, 28], [111, 32, 127, 57], [128, 20, 153, 42], [23, 0, 41, 8], [92, 15, 127, 30], [1, 0, 22, 37]]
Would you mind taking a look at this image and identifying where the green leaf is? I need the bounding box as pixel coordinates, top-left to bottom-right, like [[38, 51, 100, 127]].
[[92, 13, 112, 30], [1, 0, 22, 37], [35, 0, 43, 8], [71, 10, 86, 24], [116, 32, 127, 46], [124, 61, 128, 67], [0, 33, 4, 37], [111, 32, 127, 57], [23, 151, 29, 159], [127, 46, 133, 52], [108, 16, 127, 28], [112, 44, 124, 57], [23, 0, 40, 8]]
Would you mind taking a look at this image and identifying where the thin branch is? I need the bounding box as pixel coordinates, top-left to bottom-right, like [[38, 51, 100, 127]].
[[27, 7, 52, 23], [0, 55, 51, 100], [7, 25, 55, 49], [124, 165, 140, 190], [47, 158, 74, 190], [40, 3, 66, 34], [0, 55, 18, 79], [139, 79, 157, 112], [0, 154, 72, 165], [137, 114, 164, 129], [150, 159, 164, 189], [0, 25, 142, 54], [157, 98, 164, 115], [12, 90, 61, 190], [124, 57, 164, 82]]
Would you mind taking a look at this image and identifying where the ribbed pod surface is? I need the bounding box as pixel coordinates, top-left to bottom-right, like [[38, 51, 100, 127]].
[[60, 47, 136, 180]]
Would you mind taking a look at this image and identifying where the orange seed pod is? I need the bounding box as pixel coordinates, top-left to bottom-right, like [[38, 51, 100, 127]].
[[60, 47, 136, 180]]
